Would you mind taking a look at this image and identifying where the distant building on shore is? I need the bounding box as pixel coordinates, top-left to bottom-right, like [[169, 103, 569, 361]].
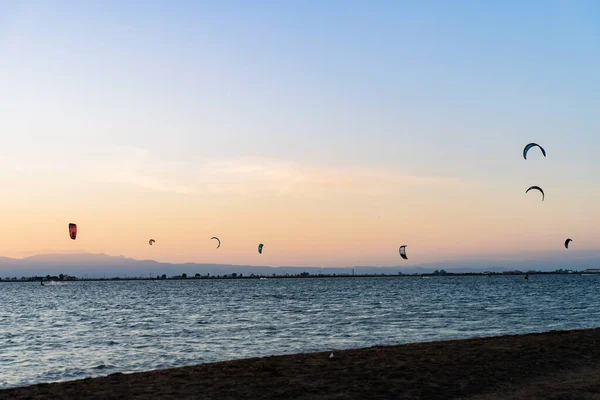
[[584, 269, 600, 274]]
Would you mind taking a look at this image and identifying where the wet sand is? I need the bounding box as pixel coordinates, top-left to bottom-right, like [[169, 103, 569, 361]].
[[3, 328, 600, 399]]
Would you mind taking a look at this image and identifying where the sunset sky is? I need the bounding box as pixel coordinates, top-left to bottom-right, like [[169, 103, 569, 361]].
[[0, 1, 599, 267]]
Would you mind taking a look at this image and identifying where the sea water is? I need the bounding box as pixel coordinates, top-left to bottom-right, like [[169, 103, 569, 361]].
[[1, 274, 598, 388]]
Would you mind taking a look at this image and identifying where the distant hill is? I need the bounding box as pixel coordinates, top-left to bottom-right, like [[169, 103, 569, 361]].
[[0, 250, 599, 279], [0, 253, 391, 278]]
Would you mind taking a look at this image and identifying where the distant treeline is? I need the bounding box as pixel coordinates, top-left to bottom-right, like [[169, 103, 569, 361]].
[[0, 269, 587, 282]]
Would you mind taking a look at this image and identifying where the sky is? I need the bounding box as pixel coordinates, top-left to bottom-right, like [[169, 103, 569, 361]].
[[0, 1, 599, 267]]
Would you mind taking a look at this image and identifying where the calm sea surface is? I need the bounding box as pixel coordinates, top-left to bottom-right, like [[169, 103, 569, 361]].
[[1, 275, 599, 388]]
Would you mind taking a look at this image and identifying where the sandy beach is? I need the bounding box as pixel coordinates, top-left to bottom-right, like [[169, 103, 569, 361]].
[[2, 328, 600, 399]]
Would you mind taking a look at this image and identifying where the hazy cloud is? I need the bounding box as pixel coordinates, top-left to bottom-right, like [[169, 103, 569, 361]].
[[0, 146, 463, 196]]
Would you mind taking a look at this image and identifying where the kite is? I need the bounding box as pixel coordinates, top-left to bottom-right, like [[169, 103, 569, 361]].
[[523, 143, 546, 160], [526, 186, 545, 201], [399, 245, 408, 260], [69, 223, 77, 240]]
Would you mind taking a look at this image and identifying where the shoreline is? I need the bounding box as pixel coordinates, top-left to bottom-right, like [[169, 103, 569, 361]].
[[1, 271, 590, 284], [3, 328, 600, 399]]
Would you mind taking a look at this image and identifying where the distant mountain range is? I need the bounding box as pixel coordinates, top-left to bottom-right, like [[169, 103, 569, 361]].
[[1, 250, 599, 279]]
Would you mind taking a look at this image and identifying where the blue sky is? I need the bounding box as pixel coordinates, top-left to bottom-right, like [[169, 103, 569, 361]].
[[3, 1, 599, 165], [0, 1, 599, 265]]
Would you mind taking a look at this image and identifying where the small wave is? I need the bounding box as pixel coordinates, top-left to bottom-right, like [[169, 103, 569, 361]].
[[92, 363, 107, 370]]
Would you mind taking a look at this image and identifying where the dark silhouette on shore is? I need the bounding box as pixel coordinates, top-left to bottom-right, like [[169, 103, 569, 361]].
[[2, 268, 587, 283]]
